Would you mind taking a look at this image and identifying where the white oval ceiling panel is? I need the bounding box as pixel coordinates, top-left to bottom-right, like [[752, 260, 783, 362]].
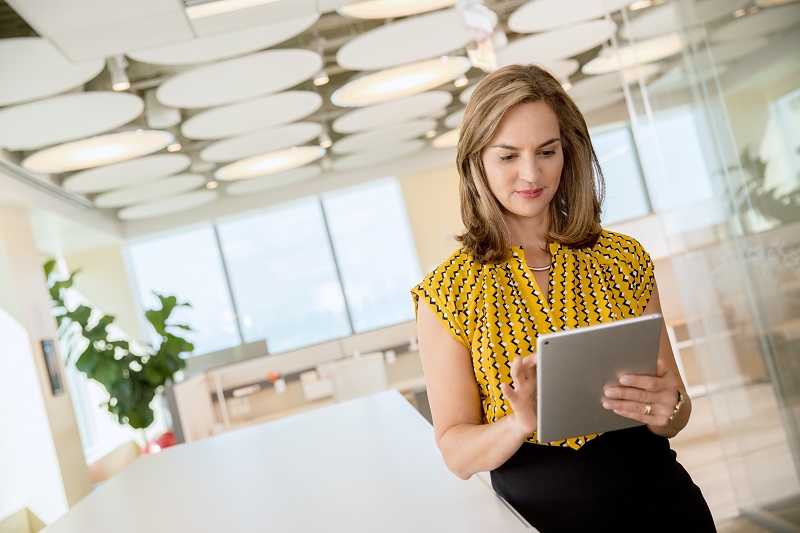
[[567, 64, 661, 99], [182, 91, 322, 140], [332, 56, 471, 107], [708, 38, 769, 64], [433, 128, 459, 148], [337, 8, 472, 71], [332, 119, 436, 155], [496, 53, 580, 81], [332, 91, 452, 134], [509, 0, 630, 33], [712, 4, 800, 41], [118, 190, 219, 220], [156, 49, 322, 109], [332, 140, 425, 172], [582, 34, 683, 75], [226, 165, 322, 196], [0, 92, 144, 151], [648, 65, 729, 95], [94, 174, 206, 208], [498, 20, 617, 65], [459, 82, 480, 104], [338, 0, 456, 19], [444, 109, 465, 129], [574, 93, 624, 114], [0, 38, 104, 107], [620, 3, 680, 41], [200, 122, 323, 163], [63, 153, 191, 193], [128, 14, 319, 65], [23, 130, 174, 174], [215, 146, 326, 181]]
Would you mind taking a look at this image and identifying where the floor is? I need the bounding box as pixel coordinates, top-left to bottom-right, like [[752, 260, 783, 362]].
[[670, 382, 800, 532]]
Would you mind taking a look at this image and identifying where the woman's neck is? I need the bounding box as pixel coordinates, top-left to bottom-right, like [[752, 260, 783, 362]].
[[506, 214, 550, 253]]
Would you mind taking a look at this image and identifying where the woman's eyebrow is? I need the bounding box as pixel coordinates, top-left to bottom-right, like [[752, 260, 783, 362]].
[[489, 138, 561, 150]]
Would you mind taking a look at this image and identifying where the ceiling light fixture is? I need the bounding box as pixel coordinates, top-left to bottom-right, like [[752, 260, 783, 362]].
[[186, 0, 281, 19], [561, 81, 573, 91], [319, 130, 333, 149], [214, 145, 325, 181], [733, 8, 746, 17], [205, 180, 219, 189], [581, 34, 683, 75], [22, 130, 174, 174], [454, 76, 469, 88], [459, 0, 499, 73], [332, 56, 471, 107], [629, 0, 652, 10], [338, 0, 456, 19], [313, 68, 330, 86], [424, 129, 438, 138], [107, 55, 130, 92], [167, 142, 182, 152]]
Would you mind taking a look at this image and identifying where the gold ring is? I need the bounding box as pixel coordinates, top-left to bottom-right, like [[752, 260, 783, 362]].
[[644, 403, 652, 416]]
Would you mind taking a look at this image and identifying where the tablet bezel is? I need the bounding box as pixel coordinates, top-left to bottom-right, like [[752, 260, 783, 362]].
[[535, 313, 663, 443]]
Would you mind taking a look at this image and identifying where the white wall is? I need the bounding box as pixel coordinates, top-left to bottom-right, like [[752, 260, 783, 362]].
[[399, 164, 464, 274], [64, 244, 146, 344]]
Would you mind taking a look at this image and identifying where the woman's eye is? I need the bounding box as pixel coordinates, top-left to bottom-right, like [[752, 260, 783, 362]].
[[499, 155, 516, 162], [540, 150, 556, 158]]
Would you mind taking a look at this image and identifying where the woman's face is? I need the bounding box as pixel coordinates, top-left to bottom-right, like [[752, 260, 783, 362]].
[[481, 100, 564, 224]]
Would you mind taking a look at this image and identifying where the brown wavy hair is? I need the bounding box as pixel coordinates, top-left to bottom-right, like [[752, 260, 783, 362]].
[[456, 64, 605, 263]]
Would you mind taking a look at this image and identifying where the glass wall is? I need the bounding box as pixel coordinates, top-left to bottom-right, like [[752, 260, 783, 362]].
[[614, 0, 800, 528], [217, 198, 351, 353], [127, 177, 421, 356]]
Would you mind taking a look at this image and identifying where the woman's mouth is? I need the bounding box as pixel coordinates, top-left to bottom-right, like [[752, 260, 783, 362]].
[[517, 188, 543, 199]]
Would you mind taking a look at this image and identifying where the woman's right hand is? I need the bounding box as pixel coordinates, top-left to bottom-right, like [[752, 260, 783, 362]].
[[499, 354, 538, 435]]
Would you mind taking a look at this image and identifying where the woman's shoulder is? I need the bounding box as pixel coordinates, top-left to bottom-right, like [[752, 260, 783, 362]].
[[587, 229, 650, 259], [417, 247, 486, 289]]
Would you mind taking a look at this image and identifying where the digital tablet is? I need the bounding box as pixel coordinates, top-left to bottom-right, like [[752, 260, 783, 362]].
[[535, 313, 663, 443]]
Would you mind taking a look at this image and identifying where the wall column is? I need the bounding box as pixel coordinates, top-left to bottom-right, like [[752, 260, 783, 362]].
[[0, 206, 92, 522]]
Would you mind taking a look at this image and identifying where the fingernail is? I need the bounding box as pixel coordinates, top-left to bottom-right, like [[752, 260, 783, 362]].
[[604, 389, 614, 398], [620, 376, 631, 385], [603, 401, 612, 409]]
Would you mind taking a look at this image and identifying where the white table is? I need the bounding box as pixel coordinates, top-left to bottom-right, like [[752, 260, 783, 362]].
[[44, 390, 532, 532]]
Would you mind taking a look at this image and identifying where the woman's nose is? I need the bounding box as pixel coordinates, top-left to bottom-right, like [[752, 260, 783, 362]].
[[519, 156, 539, 183]]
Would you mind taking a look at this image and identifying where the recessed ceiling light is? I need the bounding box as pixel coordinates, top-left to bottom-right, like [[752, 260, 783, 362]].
[[581, 34, 683, 75], [454, 76, 469, 88], [214, 145, 325, 181], [22, 130, 174, 174], [332, 56, 471, 107], [338, 0, 456, 19]]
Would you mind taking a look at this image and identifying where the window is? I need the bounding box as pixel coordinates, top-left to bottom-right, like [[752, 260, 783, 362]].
[[322, 178, 421, 332], [127, 225, 240, 355], [217, 198, 351, 353], [590, 125, 651, 224]]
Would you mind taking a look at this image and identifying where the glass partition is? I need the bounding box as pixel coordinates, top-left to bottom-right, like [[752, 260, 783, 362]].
[[613, 1, 800, 528]]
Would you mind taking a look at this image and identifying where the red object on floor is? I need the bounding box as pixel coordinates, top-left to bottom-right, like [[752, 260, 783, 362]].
[[142, 430, 177, 454]]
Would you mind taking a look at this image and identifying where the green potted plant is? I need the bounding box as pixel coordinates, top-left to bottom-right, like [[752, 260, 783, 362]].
[[44, 259, 194, 433]]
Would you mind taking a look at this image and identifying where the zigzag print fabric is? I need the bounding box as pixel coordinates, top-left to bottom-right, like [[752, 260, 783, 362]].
[[411, 230, 655, 451]]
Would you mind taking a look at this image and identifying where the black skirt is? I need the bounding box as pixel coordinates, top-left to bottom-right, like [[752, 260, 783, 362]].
[[490, 426, 716, 532]]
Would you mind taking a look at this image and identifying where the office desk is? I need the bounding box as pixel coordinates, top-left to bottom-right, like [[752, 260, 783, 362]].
[[44, 390, 532, 532]]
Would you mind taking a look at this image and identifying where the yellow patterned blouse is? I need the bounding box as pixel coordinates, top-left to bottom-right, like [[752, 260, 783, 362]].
[[411, 230, 655, 450]]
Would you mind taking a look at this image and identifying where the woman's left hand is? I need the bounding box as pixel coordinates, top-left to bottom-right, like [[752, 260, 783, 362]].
[[602, 359, 680, 432]]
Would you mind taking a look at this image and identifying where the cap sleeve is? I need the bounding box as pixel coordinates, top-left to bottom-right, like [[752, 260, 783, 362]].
[[410, 274, 470, 348], [626, 237, 655, 314]]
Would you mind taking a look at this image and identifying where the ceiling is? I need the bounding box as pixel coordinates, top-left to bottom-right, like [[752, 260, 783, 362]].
[[0, 0, 798, 241]]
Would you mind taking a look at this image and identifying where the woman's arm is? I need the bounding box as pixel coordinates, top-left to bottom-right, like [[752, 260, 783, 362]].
[[602, 282, 692, 438], [417, 301, 537, 480]]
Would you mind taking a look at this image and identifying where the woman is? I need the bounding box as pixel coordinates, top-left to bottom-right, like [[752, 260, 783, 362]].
[[410, 64, 714, 531]]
